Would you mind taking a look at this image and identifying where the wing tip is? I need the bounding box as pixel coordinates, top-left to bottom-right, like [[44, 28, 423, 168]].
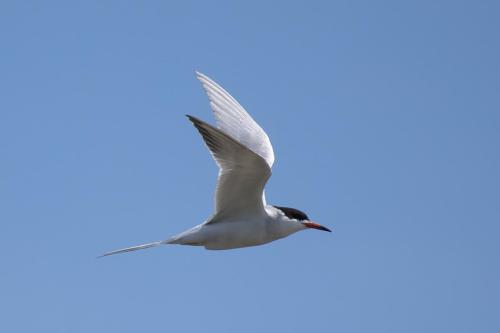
[[185, 114, 201, 124], [195, 71, 220, 91], [195, 70, 208, 81], [186, 115, 214, 136]]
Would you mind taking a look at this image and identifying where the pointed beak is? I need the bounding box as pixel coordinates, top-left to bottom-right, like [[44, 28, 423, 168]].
[[302, 221, 332, 232]]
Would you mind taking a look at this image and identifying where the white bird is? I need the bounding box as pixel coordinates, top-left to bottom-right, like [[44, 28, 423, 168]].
[[100, 72, 331, 257]]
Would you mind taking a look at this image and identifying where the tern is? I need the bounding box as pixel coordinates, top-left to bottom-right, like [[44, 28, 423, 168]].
[[100, 72, 331, 257]]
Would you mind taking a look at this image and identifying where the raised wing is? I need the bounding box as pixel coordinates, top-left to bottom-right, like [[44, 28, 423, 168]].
[[196, 72, 275, 168], [187, 115, 271, 220]]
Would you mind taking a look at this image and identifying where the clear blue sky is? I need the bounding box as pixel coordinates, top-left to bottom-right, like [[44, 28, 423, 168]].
[[1, 1, 499, 332]]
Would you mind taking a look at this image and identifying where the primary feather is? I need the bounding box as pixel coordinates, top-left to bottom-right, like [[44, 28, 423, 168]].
[[196, 72, 275, 168]]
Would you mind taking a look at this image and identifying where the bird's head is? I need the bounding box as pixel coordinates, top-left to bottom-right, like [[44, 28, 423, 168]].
[[273, 206, 331, 232]]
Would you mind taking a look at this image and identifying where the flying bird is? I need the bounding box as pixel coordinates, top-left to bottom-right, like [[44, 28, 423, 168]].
[[100, 72, 331, 257]]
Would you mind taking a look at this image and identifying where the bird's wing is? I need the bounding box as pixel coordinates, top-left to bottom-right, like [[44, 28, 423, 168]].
[[187, 115, 271, 221], [196, 72, 275, 168]]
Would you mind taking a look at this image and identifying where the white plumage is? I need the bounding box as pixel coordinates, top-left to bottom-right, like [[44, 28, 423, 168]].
[[100, 72, 330, 257]]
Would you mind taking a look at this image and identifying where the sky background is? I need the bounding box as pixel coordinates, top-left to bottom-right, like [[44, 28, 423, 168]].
[[1, 1, 499, 332]]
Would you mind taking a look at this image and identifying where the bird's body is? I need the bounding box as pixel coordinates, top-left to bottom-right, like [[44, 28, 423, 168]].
[[167, 206, 304, 250], [100, 72, 330, 257]]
